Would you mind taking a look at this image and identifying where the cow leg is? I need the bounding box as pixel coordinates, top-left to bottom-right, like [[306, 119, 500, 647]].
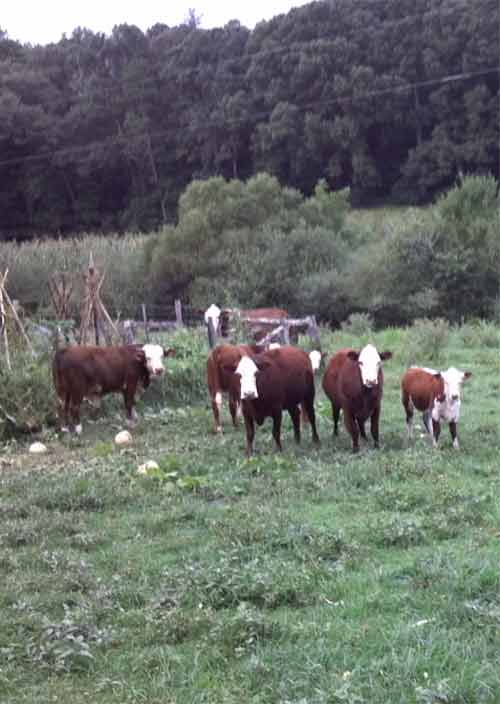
[[332, 403, 341, 436], [69, 394, 83, 435], [422, 410, 432, 434], [58, 394, 70, 433], [271, 411, 283, 452], [123, 384, 139, 426], [289, 405, 301, 444], [402, 391, 413, 439], [212, 392, 223, 434], [229, 395, 240, 429], [449, 421, 459, 449], [370, 406, 380, 449], [344, 410, 360, 453], [358, 419, 368, 441], [303, 397, 320, 445], [244, 414, 255, 457], [431, 419, 441, 448]]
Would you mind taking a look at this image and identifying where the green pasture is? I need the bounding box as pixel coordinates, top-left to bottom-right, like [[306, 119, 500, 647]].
[[1, 324, 499, 703]]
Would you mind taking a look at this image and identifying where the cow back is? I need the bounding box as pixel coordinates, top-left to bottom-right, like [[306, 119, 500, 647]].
[[253, 346, 315, 412], [53, 345, 148, 397]]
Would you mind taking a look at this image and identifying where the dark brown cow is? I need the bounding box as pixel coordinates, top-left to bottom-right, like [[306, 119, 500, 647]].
[[206, 343, 261, 434], [401, 366, 472, 449], [53, 343, 175, 434], [222, 345, 319, 456], [322, 344, 392, 453]]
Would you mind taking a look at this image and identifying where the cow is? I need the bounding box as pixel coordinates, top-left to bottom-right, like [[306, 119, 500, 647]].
[[220, 307, 288, 339], [401, 366, 472, 449], [204, 304, 222, 335], [322, 344, 392, 453], [206, 343, 262, 434], [221, 345, 320, 456], [53, 344, 175, 434]]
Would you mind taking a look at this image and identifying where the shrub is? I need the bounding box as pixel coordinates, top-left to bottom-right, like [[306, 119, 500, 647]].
[[458, 320, 500, 349], [341, 312, 374, 336], [0, 352, 56, 439], [406, 317, 450, 363]]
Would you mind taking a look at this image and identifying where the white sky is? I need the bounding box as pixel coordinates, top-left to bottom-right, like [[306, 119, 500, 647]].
[[2, 0, 309, 45]]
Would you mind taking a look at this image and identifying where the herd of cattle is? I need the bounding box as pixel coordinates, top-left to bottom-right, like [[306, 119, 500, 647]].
[[52, 305, 472, 456]]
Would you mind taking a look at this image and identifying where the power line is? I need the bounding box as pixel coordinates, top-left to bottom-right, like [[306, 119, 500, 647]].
[[0, 1, 487, 108], [0, 65, 497, 170]]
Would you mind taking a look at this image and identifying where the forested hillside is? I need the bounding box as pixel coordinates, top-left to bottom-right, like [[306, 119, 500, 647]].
[[0, 0, 498, 240]]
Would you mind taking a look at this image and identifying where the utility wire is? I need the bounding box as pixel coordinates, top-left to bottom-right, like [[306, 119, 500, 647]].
[[0, 66, 497, 170]]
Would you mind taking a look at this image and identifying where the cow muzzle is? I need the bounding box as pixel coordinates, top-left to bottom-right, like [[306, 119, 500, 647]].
[[242, 390, 258, 400]]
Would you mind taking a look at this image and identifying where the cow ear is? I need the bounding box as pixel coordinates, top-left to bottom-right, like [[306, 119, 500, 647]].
[[379, 351, 392, 361], [253, 356, 273, 371], [433, 372, 442, 379], [135, 349, 146, 363], [463, 371, 472, 381], [163, 347, 175, 358], [347, 350, 360, 362], [222, 363, 237, 374]]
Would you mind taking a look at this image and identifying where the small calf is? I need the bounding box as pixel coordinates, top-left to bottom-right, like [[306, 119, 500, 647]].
[[401, 366, 472, 449]]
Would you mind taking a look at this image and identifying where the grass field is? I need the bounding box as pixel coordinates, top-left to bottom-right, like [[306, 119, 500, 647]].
[[1, 325, 499, 703]]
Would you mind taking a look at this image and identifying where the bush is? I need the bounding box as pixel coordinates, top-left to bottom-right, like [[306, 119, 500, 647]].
[[0, 352, 56, 439], [457, 320, 500, 349], [406, 318, 450, 364], [341, 312, 374, 336]]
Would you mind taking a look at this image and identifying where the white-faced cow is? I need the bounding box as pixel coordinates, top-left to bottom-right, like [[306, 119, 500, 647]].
[[401, 366, 472, 449], [322, 344, 392, 453], [204, 304, 222, 336], [222, 345, 319, 456], [53, 344, 175, 434], [206, 343, 263, 434]]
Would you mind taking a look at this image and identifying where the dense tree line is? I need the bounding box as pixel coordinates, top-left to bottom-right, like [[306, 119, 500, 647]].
[[0, 0, 498, 239]]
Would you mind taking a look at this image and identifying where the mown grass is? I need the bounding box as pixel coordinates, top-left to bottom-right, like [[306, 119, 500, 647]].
[[1, 325, 499, 703]]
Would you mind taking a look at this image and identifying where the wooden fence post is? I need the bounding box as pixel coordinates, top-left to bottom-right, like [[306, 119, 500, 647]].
[[141, 304, 149, 342], [307, 315, 321, 349], [207, 318, 216, 349], [175, 299, 183, 327], [281, 318, 290, 345], [123, 320, 135, 344]]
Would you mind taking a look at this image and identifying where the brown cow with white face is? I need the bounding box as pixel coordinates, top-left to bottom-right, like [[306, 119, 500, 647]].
[[206, 343, 262, 434], [322, 344, 392, 453], [401, 366, 472, 449], [222, 345, 319, 456], [53, 344, 175, 434]]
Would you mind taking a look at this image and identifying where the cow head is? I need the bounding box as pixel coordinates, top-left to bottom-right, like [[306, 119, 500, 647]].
[[141, 344, 175, 377], [440, 367, 472, 404], [204, 304, 221, 334], [233, 354, 272, 400], [348, 344, 392, 388], [309, 350, 326, 373]]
